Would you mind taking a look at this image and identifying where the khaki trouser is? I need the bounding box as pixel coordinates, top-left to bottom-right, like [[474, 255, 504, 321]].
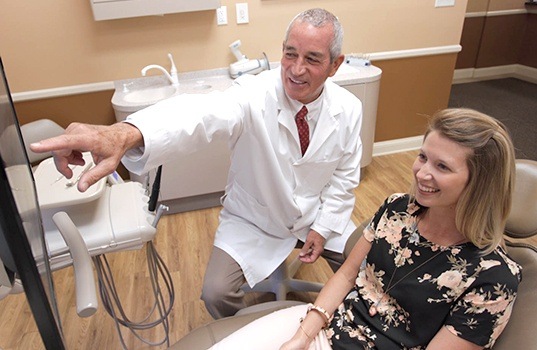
[[201, 228, 361, 319]]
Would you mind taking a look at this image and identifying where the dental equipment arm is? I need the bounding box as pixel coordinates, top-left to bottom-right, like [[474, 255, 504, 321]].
[[228, 40, 270, 78], [52, 212, 98, 318]]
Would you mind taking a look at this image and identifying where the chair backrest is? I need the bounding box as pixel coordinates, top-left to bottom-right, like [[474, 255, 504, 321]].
[[492, 159, 537, 349], [20, 119, 65, 164]]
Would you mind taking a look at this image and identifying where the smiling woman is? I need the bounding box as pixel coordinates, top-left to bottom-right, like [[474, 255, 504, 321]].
[[207, 108, 520, 350]]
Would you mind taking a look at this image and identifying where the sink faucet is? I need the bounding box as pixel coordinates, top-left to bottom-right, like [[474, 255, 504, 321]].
[[141, 53, 179, 86]]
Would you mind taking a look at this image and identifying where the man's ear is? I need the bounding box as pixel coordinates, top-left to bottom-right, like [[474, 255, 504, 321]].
[[329, 55, 345, 77]]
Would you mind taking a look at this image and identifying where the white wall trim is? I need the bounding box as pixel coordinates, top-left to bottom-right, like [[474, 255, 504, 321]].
[[466, 9, 530, 18], [486, 9, 528, 17], [12, 44, 462, 102], [452, 68, 475, 81], [514, 65, 537, 84], [12, 81, 114, 102], [465, 11, 487, 18], [453, 64, 537, 85], [372, 136, 422, 157], [369, 45, 461, 61]]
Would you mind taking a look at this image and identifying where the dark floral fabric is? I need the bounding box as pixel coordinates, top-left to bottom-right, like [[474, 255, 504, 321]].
[[327, 194, 521, 349]]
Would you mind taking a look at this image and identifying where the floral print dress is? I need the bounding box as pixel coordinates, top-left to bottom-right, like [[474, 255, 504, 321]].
[[327, 194, 521, 349]]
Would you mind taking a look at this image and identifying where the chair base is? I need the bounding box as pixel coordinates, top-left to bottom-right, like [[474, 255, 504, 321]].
[[241, 257, 323, 300]]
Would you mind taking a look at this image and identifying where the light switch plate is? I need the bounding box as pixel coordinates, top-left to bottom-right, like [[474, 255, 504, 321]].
[[236, 3, 249, 24], [435, 0, 455, 7]]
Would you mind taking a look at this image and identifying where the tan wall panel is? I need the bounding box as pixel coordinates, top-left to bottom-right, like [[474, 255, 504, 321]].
[[475, 14, 527, 68], [15, 91, 116, 128], [488, 0, 527, 11], [519, 14, 537, 68], [0, 0, 467, 93], [466, 0, 490, 13], [15, 54, 456, 147], [456, 17, 486, 69], [372, 54, 458, 142]]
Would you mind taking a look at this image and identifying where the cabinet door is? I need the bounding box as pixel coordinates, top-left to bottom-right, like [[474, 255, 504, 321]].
[[91, 0, 221, 21]]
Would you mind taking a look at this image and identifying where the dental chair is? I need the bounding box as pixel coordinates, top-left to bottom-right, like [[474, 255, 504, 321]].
[[169, 159, 537, 350], [240, 252, 324, 301], [20, 118, 65, 165]]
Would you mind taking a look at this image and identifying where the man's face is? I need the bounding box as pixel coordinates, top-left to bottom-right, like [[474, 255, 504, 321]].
[[280, 21, 344, 104]]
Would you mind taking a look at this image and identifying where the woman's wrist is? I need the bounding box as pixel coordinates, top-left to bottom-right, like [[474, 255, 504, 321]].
[[299, 323, 314, 340], [307, 304, 333, 328]]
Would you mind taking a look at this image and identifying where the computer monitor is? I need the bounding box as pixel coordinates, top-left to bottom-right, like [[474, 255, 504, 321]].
[[0, 57, 65, 349]]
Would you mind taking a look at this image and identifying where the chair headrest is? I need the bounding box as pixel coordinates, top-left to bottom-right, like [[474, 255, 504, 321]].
[[20, 119, 65, 164], [505, 159, 537, 239]]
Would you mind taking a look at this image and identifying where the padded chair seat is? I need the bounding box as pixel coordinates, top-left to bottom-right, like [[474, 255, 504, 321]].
[[169, 301, 303, 350]]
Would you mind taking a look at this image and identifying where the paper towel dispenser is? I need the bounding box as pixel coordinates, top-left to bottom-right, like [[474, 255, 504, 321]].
[[90, 0, 221, 21]]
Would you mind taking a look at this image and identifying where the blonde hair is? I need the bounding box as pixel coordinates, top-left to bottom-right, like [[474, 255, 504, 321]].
[[412, 108, 516, 253]]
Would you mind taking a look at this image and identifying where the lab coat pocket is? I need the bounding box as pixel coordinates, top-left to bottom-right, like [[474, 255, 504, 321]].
[[222, 182, 278, 236], [294, 158, 339, 196]]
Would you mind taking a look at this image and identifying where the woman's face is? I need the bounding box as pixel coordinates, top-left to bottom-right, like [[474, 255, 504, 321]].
[[412, 131, 471, 210]]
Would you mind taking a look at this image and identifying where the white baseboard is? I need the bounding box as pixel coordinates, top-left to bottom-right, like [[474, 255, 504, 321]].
[[453, 65, 537, 85], [372, 136, 422, 157]]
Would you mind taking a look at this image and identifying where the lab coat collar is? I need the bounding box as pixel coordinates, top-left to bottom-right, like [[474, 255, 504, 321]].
[[273, 80, 342, 161]]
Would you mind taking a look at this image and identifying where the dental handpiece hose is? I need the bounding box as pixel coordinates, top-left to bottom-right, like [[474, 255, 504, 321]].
[[152, 204, 169, 227], [148, 165, 162, 212]]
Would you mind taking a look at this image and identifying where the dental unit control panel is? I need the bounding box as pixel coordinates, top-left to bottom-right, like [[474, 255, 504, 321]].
[[34, 152, 158, 271]]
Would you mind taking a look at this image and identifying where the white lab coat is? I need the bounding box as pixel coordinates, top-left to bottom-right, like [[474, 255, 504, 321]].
[[123, 67, 362, 286]]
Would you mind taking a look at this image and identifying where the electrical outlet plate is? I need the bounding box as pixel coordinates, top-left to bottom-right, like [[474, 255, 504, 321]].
[[216, 6, 227, 25], [236, 3, 249, 24], [435, 0, 455, 7]]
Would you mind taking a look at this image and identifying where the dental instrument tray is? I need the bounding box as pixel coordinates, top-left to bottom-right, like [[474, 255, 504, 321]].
[[34, 152, 107, 209]]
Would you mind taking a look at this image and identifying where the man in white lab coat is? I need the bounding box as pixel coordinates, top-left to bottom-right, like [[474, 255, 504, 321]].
[[30, 8, 363, 319]]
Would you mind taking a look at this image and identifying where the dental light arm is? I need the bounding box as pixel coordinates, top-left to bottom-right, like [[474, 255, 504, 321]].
[[52, 212, 98, 318], [229, 40, 247, 63], [228, 40, 269, 79]]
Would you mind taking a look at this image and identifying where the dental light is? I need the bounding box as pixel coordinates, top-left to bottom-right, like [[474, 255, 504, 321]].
[[228, 40, 270, 79]]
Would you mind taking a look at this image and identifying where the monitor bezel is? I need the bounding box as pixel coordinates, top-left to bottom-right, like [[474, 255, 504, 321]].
[[0, 57, 65, 349]]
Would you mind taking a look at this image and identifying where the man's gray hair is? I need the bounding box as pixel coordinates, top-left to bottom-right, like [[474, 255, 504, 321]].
[[284, 8, 344, 63]]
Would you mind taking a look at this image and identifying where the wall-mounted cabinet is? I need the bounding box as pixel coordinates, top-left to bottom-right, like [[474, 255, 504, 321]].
[[90, 0, 221, 21]]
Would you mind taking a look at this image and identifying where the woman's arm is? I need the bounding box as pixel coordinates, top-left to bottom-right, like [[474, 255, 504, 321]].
[[426, 326, 483, 350], [280, 234, 372, 349]]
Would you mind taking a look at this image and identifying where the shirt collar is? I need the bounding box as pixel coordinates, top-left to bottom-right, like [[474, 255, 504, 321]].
[[285, 88, 325, 123]]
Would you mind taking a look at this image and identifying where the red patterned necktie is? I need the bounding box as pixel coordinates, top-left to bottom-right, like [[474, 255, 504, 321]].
[[295, 106, 309, 156]]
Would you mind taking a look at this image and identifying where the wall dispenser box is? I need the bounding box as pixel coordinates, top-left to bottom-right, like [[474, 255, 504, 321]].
[[90, 0, 221, 21]]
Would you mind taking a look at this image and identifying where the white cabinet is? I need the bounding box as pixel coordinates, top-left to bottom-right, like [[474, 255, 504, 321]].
[[90, 0, 221, 21]]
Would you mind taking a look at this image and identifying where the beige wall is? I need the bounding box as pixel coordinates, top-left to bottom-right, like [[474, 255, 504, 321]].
[[466, 0, 491, 12], [1, 0, 466, 92], [466, 0, 528, 13], [488, 0, 528, 11]]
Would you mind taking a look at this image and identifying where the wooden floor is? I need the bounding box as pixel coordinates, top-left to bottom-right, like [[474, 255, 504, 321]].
[[0, 150, 533, 349]]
